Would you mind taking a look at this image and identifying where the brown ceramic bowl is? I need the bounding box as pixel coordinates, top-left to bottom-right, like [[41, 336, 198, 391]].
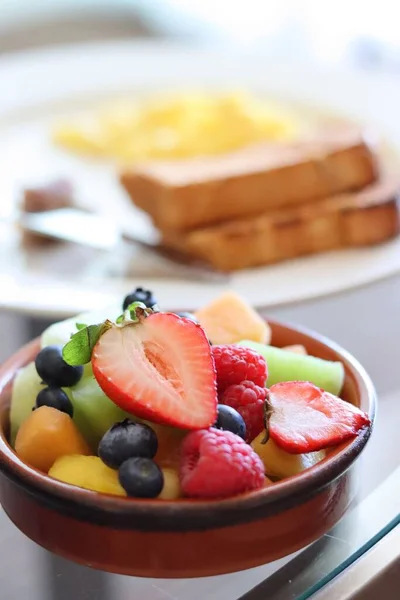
[[0, 320, 375, 578]]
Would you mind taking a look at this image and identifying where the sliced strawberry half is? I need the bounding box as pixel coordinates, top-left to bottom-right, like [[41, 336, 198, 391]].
[[92, 313, 217, 429], [268, 381, 371, 454]]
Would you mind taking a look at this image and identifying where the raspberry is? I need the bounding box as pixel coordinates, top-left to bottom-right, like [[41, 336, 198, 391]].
[[220, 380, 266, 442], [212, 345, 268, 394], [180, 428, 265, 498]]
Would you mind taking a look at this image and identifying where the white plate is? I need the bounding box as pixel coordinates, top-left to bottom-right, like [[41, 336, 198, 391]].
[[1, 41, 400, 318]]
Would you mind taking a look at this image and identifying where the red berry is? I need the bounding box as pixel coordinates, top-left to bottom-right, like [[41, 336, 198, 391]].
[[92, 313, 217, 430], [212, 345, 268, 394], [268, 381, 372, 453], [220, 380, 266, 442], [180, 428, 265, 498]]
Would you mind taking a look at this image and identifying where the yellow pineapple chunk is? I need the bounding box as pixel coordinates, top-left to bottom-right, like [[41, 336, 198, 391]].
[[49, 455, 126, 496], [158, 468, 181, 500], [251, 434, 325, 479], [195, 291, 271, 345]]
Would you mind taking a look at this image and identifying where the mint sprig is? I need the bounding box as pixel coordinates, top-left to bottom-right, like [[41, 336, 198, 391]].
[[115, 301, 151, 325], [63, 321, 112, 366], [75, 322, 87, 331]]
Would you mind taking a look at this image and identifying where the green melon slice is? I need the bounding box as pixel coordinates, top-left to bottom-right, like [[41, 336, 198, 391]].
[[239, 341, 344, 396]]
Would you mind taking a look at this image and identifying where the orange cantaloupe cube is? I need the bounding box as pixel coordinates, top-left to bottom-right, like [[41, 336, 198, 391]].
[[195, 291, 271, 345], [15, 406, 91, 473], [283, 344, 308, 355]]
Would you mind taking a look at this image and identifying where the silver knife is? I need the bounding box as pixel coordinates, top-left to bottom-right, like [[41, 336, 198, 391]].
[[12, 208, 230, 283]]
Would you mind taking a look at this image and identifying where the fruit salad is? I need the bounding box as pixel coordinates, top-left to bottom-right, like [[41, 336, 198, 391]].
[[10, 289, 371, 500]]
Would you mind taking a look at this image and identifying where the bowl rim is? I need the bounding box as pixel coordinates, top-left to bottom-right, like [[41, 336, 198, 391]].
[[0, 319, 376, 532]]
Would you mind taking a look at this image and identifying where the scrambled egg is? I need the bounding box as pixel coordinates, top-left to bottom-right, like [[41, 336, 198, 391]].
[[52, 92, 299, 163]]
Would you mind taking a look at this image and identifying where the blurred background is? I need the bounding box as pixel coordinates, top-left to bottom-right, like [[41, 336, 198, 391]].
[[1, 0, 399, 71], [1, 0, 400, 367]]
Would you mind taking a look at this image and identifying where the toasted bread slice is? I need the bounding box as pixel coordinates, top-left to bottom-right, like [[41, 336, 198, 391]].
[[161, 179, 400, 271], [120, 127, 378, 231]]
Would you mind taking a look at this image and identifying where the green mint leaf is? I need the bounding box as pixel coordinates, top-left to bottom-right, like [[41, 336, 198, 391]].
[[63, 322, 111, 365], [75, 322, 87, 331]]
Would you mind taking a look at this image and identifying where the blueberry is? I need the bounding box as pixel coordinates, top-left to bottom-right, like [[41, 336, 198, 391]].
[[119, 457, 164, 498], [36, 387, 74, 417], [175, 312, 199, 324], [214, 405, 246, 440], [98, 419, 158, 469], [123, 287, 157, 310], [35, 345, 83, 387]]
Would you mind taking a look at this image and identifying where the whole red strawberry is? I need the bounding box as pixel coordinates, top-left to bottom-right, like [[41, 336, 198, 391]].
[[212, 345, 268, 394], [180, 428, 265, 498], [220, 380, 266, 442]]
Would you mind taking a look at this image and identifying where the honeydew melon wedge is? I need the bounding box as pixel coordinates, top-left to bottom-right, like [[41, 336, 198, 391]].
[[10, 362, 45, 446], [70, 364, 131, 451], [239, 341, 344, 396]]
